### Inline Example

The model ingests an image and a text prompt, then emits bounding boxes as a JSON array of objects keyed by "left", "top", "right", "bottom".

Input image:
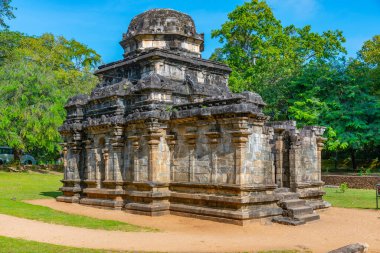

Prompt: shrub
[{"left": 339, "top": 182, "right": 349, "bottom": 193}]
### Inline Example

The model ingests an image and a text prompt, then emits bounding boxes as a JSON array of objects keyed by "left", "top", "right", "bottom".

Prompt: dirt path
[{"left": 0, "top": 199, "right": 378, "bottom": 253}]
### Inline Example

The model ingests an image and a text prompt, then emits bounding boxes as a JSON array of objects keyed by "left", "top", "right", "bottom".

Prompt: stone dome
[{"left": 123, "top": 9, "right": 202, "bottom": 40}]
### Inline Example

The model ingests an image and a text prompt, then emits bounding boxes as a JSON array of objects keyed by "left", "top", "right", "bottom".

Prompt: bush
[{"left": 339, "top": 182, "right": 349, "bottom": 193}]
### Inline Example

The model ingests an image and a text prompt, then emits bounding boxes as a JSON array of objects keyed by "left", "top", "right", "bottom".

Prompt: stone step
[
  {"left": 272, "top": 216, "right": 306, "bottom": 226},
  {"left": 274, "top": 187, "right": 290, "bottom": 194},
  {"left": 295, "top": 212, "right": 320, "bottom": 222},
  {"left": 284, "top": 206, "right": 314, "bottom": 217},
  {"left": 277, "top": 192, "right": 300, "bottom": 201},
  {"left": 279, "top": 199, "right": 306, "bottom": 209}
]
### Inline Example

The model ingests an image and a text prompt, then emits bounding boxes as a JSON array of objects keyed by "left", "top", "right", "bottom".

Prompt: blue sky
[{"left": 8, "top": 0, "right": 380, "bottom": 64}]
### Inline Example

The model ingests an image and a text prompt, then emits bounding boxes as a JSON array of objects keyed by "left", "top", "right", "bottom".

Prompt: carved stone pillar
[
  {"left": 274, "top": 129, "right": 285, "bottom": 187},
  {"left": 102, "top": 147, "right": 109, "bottom": 183},
  {"left": 316, "top": 137, "right": 327, "bottom": 182},
  {"left": 111, "top": 126, "right": 124, "bottom": 186},
  {"left": 184, "top": 132, "right": 197, "bottom": 182},
  {"left": 84, "top": 139, "right": 94, "bottom": 181},
  {"left": 95, "top": 148, "right": 101, "bottom": 189},
  {"left": 128, "top": 136, "right": 140, "bottom": 182},
  {"left": 289, "top": 134, "right": 301, "bottom": 191},
  {"left": 61, "top": 143, "right": 68, "bottom": 181},
  {"left": 205, "top": 132, "right": 221, "bottom": 183},
  {"left": 166, "top": 135, "right": 176, "bottom": 181},
  {"left": 144, "top": 119, "right": 162, "bottom": 182},
  {"left": 230, "top": 118, "right": 250, "bottom": 185}
]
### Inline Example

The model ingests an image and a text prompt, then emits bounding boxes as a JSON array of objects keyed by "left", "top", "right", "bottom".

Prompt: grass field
[
  {"left": 0, "top": 171, "right": 154, "bottom": 232},
  {"left": 0, "top": 235, "right": 306, "bottom": 253},
  {"left": 0, "top": 236, "right": 128, "bottom": 253},
  {"left": 323, "top": 187, "right": 377, "bottom": 209}
]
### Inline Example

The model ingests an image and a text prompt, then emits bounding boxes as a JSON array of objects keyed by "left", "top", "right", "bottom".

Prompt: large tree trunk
[
  {"left": 13, "top": 149, "right": 22, "bottom": 165},
  {"left": 351, "top": 149, "right": 357, "bottom": 171}
]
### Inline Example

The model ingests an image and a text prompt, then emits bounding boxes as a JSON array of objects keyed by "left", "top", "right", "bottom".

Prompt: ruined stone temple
[{"left": 58, "top": 9, "right": 329, "bottom": 225}]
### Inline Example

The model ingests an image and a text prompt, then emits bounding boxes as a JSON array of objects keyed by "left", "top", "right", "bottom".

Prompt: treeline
[
  {"left": 211, "top": 0, "right": 380, "bottom": 171},
  {"left": 0, "top": 31, "right": 101, "bottom": 162}
]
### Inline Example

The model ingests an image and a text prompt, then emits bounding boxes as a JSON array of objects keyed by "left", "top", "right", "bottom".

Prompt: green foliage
[
  {"left": 211, "top": 0, "right": 346, "bottom": 118},
  {"left": 359, "top": 35, "right": 380, "bottom": 90},
  {"left": 0, "top": 171, "right": 154, "bottom": 232},
  {"left": 288, "top": 59, "right": 380, "bottom": 157},
  {"left": 0, "top": 31, "right": 101, "bottom": 162},
  {"left": 338, "top": 182, "right": 348, "bottom": 193},
  {"left": 0, "top": 0, "right": 15, "bottom": 29},
  {"left": 211, "top": 1, "right": 379, "bottom": 170}
]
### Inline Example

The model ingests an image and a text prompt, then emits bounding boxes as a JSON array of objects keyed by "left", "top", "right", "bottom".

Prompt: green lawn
[
  {"left": 0, "top": 235, "right": 306, "bottom": 253},
  {"left": 0, "top": 171, "right": 155, "bottom": 232},
  {"left": 323, "top": 187, "right": 378, "bottom": 209},
  {"left": 0, "top": 236, "right": 130, "bottom": 253}
]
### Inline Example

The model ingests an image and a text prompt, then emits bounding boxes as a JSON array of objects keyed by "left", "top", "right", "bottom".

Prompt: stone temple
[{"left": 58, "top": 9, "right": 329, "bottom": 225}]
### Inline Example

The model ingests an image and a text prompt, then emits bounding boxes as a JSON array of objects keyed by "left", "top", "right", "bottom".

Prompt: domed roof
[{"left": 124, "top": 9, "right": 202, "bottom": 40}]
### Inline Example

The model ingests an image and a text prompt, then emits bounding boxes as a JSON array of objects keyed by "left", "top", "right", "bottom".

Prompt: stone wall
[
  {"left": 0, "top": 165, "right": 63, "bottom": 172},
  {"left": 322, "top": 174, "right": 380, "bottom": 189}
]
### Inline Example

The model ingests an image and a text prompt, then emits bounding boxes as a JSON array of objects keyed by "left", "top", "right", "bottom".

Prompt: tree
[
  {"left": 211, "top": 0, "right": 346, "bottom": 119},
  {"left": 288, "top": 59, "right": 379, "bottom": 170},
  {"left": 358, "top": 35, "right": 380, "bottom": 96},
  {"left": 0, "top": 0, "right": 15, "bottom": 29},
  {"left": 0, "top": 32, "right": 101, "bottom": 163}
]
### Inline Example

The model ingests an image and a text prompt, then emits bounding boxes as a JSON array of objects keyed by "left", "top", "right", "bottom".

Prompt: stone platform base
[
  {"left": 56, "top": 195, "right": 79, "bottom": 203},
  {"left": 57, "top": 182, "right": 292, "bottom": 225}
]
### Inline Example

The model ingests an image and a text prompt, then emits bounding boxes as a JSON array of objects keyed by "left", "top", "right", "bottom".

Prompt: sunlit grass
[
  {"left": 323, "top": 187, "right": 377, "bottom": 209},
  {"left": 0, "top": 171, "right": 155, "bottom": 232}
]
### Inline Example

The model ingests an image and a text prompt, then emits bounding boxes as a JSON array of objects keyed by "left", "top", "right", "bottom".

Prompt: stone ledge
[
  {"left": 170, "top": 191, "right": 278, "bottom": 204},
  {"left": 125, "top": 202, "right": 170, "bottom": 212},
  {"left": 83, "top": 188, "right": 125, "bottom": 195},
  {"left": 79, "top": 198, "right": 124, "bottom": 209},
  {"left": 295, "top": 181, "right": 325, "bottom": 188},
  {"left": 127, "top": 190, "right": 171, "bottom": 198},
  {"left": 56, "top": 196, "right": 79, "bottom": 203},
  {"left": 170, "top": 182, "right": 278, "bottom": 191},
  {"left": 170, "top": 203, "right": 282, "bottom": 220},
  {"left": 170, "top": 211, "right": 246, "bottom": 225},
  {"left": 298, "top": 190, "right": 325, "bottom": 198},
  {"left": 59, "top": 187, "right": 82, "bottom": 193}
]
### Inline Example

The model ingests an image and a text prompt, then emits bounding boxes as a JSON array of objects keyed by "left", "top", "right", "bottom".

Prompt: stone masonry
[{"left": 57, "top": 9, "right": 329, "bottom": 225}]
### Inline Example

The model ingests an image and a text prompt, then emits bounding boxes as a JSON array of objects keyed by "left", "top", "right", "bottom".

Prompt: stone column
[
  {"left": 102, "top": 147, "right": 109, "bottom": 183},
  {"left": 95, "top": 148, "right": 101, "bottom": 189},
  {"left": 127, "top": 136, "right": 140, "bottom": 182},
  {"left": 230, "top": 118, "right": 250, "bottom": 185},
  {"left": 61, "top": 143, "right": 68, "bottom": 181},
  {"left": 185, "top": 132, "right": 197, "bottom": 182},
  {"left": 84, "top": 139, "right": 94, "bottom": 181},
  {"left": 274, "top": 129, "right": 285, "bottom": 187},
  {"left": 166, "top": 135, "right": 176, "bottom": 181},
  {"left": 316, "top": 137, "right": 327, "bottom": 182},
  {"left": 71, "top": 131, "right": 83, "bottom": 185},
  {"left": 289, "top": 134, "right": 301, "bottom": 191},
  {"left": 111, "top": 126, "right": 124, "bottom": 185},
  {"left": 144, "top": 119, "right": 162, "bottom": 182},
  {"left": 205, "top": 132, "right": 221, "bottom": 183}
]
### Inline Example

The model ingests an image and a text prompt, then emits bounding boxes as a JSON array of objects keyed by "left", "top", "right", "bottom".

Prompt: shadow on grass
[{"left": 40, "top": 191, "right": 62, "bottom": 198}]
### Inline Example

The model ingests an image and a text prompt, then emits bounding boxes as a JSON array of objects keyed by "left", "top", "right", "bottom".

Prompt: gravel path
[{"left": 0, "top": 199, "right": 378, "bottom": 253}]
